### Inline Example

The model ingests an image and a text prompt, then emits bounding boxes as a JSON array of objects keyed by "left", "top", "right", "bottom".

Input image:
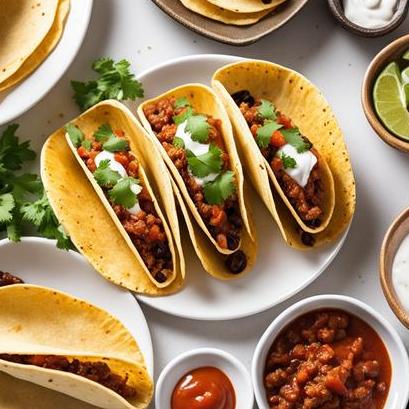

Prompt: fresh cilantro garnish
[
  {"left": 281, "top": 128, "right": 312, "bottom": 153},
  {"left": 175, "top": 97, "right": 190, "bottom": 109},
  {"left": 71, "top": 58, "right": 144, "bottom": 111},
  {"left": 257, "top": 99, "right": 277, "bottom": 120},
  {"left": 204, "top": 171, "right": 236, "bottom": 205},
  {"left": 93, "top": 160, "right": 122, "bottom": 187},
  {"left": 0, "top": 125, "right": 73, "bottom": 249},
  {"left": 187, "top": 145, "right": 222, "bottom": 178},
  {"left": 186, "top": 115, "right": 209, "bottom": 143},
  {"left": 81, "top": 140, "right": 92, "bottom": 150},
  {"left": 173, "top": 137, "right": 185, "bottom": 148},
  {"left": 65, "top": 123, "right": 84, "bottom": 147},
  {"left": 94, "top": 123, "right": 113, "bottom": 142},
  {"left": 280, "top": 152, "right": 297, "bottom": 169},
  {"left": 256, "top": 121, "right": 282, "bottom": 148},
  {"left": 94, "top": 123, "right": 129, "bottom": 152},
  {"left": 173, "top": 107, "right": 194, "bottom": 125},
  {"left": 109, "top": 177, "right": 139, "bottom": 208}
]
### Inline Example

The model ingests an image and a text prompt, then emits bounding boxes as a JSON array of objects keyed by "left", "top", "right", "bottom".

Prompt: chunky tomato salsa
[
  {"left": 264, "top": 310, "right": 391, "bottom": 409},
  {"left": 0, "top": 271, "right": 24, "bottom": 287},
  {"left": 0, "top": 354, "right": 136, "bottom": 399},
  {"left": 143, "top": 97, "right": 247, "bottom": 274},
  {"left": 66, "top": 123, "right": 173, "bottom": 284}
]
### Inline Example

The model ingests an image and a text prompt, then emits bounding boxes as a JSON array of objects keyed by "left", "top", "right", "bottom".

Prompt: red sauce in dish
[{"left": 171, "top": 367, "right": 236, "bottom": 409}]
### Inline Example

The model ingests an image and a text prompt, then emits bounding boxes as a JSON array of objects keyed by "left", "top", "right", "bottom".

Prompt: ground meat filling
[
  {"left": 77, "top": 132, "right": 173, "bottom": 283},
  {"left": 0, "top": 354, "right": 137, "bottom": 399},
  {"left": 143, "top": 97, "right": 244, "bottom": 255},
  {"left": 0, "top": 271, "right": 24, "bottom": 287},
  {"left": 264, "top": 310, "right": 391, "bottom": 409},
  {"left": 233, "top": 91, "right": 324, "bottom": 227}
]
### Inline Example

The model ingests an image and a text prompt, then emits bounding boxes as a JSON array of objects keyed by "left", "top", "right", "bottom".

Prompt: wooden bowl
[
  {"left": 362, "top": 33, "right": 409, "bottom": 153},
  {"left": 151, "top": 0, "right": 309, "bottom": 46},
  {"left": 380, "top": 206, "right": 409, "bottom": 329},
  {"left": 327, "top": 0, "right": 409, "bottom": 37}
]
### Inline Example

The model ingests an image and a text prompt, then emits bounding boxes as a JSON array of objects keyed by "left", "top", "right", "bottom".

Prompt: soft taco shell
[
  {"left": 179, "top": 0, "right": 272, "bottom": 25},
  {"left": 212, "top": 60, "right": 356, "bottom": 249},
  {"left": 0, "top": 0, "right": 59, "bottom": 85},
  {"left": 138, "top": 83, "right": 256, "bottom": 257},
  {"left": 206, "top": 0, "right": 287, "bottom": 13},
  {"left": 0, "top": 0, "right": 70, "bottom": 92},
  {"left": 0, "top": 285, "right": 152, "bottom": 409},
  {"left": 41, "top": 100, "right": 184, "bottom": 295}
]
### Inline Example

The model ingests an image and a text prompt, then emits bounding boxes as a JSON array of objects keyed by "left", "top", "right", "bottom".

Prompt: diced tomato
[
  {"left": 278, "top": 114, "right": 293, "bottom": 129},
  {"left": 216, "top": 234, "right": 228, "bottom": 249},
  {"left": 114, "top": 152, "right": 129, "bottom": 167},
  {"left": 127, "top": 161, "right": 139, "bottom": 177},
  {"left": 77, "top": 146, "right": 89, "bottom": 158},
  {"left": 271, "top": 157, "right": 283, "bottom": 172},
  {"left": 92, "top": 141, "right": 102, "bottom": 151},
  {"left": 86, "top": 158, "right": 96, "bottom": 172},
  {"left": 114, "top": 129, "right": 125, "bottom": 137},
  {"left": 270, "top": 130, "right": 286, "bottom": 148}
]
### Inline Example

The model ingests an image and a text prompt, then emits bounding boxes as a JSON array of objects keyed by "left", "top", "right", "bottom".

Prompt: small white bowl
[
  {"left": 252, "top": 295, "right": 409, "bottom": 409},
  {"left": 156, "top": 347, "right": 254, "bottom": 409}
]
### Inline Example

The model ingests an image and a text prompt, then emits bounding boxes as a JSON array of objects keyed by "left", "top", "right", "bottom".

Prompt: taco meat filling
[
  {"left": 69, "top": 124, "right": 173, "bottom": 284},
  {"left": 143, "top": 96, "right": 247, "bottom": 274},
  {"left": 0, "top": 271, "right": 24, "bottom": 287},
  {"left": 232, "top": 91, "right": 325, "bottom": 246},
  {"left": 0, "top": 354, "right": 137, "bottom": 399}
]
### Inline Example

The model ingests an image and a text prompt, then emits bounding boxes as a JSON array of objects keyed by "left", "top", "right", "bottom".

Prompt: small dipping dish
[
  {"left": 327, "top": 0, "right": 409, "bottom": 37},
  {"left": 156, "top": 347, "right": 254, "bottom": 409}
]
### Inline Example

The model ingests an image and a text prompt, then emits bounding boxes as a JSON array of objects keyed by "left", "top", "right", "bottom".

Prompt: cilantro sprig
[
  {"left": 204, "top": 171, "right": 236, "bottom": 205},
  {"left": 71, "top": 58, "right": 144, "bottom": 112},
  {"left": 256, "top": 121, "right": 282, "bottom": 148},
  {"left": 280, "top": 152, "right": 297, "bottom": 169},
  {"left": 94, "top": 123, "right": 129, "bottom": 152},
  {"left": 281, "top": 128, "right": 312, "bottom": 153},
  {"left": 186, "top": 115, "right": 209, "bottom": 143},
  {"left": 257, "top": 99, "right": 277, "bottom": 120},
  {"left": 187, "top": 145, "right": 222, "bottom": 178},
  {"left": 94, "top": 160, "right": 122, "bottom": 187},
  {"left": 109, "top": 177, "right": 140, "bottom": 208}
]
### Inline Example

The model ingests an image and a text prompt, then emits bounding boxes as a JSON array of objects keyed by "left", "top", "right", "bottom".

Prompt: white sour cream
[
  {"left": 276, "top": 144, "right": 317, "bottom": 188},
  {"left": 392, "top": 234, "right": 409, "bottom": 313},
  {"left": 176, "top": 121, "right": 209, "bottom": 156},
  {"left": 94, "top": 150, "right": 127, "bottom": 178},
  {"left": 192, "top": 172, "right": 219, "bottom": 187},
  {"left": 128, "top": 183, "right": 143, "bottom": 215},
  {"left": 344, "top": 0, "right": 397, "bottom": 29}
]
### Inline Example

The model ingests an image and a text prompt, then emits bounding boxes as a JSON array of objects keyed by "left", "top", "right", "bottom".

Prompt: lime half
[{"left": 373, "top": 65, "right": 409, "bottom": 140}]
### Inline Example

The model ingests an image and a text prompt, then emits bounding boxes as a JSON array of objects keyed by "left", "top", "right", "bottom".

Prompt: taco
[
  {"left": 41, "top": 100, "right": 185, "bottom": 295},
  {"left": 212, "top": 60, "right": 355, "bottom": 249},
  {"left": 138, "top": 84, "right": 257, "bottom": 277},
  {"left": 0, "top": 284, "right": 153, "bottom": 409},
  {"left": 205, "top": 0, "right": 287, "bottom": 13}
]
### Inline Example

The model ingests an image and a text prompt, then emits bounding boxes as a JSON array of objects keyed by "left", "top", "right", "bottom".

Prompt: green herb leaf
[
  {"left": 94, "top": 123, "right": 114, "bottom": 142},
  {"left": 204, "top": 171, "right": 236, "bottom": 205},
  {"left": 256, "top": 121, "right": 283, "bottom": 148},
  {"left": 0, "top": 193, "right": 15, "bottom": 223},
  {"left": 103, "top": 136, "right": 129, "bottom": 152},
  {"left": 280, "top": 152, "right": 297, "bottom": 169},
  {"left": 281, "top": 128, "right": 312, "bottom": 153},
  {"left": 66, "top": 123, "right": 84, "bottom": 147},
  {"left": 93, "top": 159, "right": 122, "bottom": 187},
  {"left": 187, "top": 144, "right": 222, "bottom": 178},
  {"left": 109, "top": 177, "right": 139, "bottom": 208},
  {"left": 173, "top": 137, "right": 185, "bottom": 149},
  {"left": 71, "top": 58, "right": 144, "bottom": 112},
  {"left": 257, "top": 99, "right": 277, "bottom": 120},
  {"left": 175, "top": 97, "right": 190, "bottom": 109},
  {"left": 186, "top": 115, "right": 209, "bottom": 143},
  {"left": 81, "top": 140, "right": 92, "bottom": 150},
  {"left": 173, "top": 107, "right": 194, "bottom": 125}
]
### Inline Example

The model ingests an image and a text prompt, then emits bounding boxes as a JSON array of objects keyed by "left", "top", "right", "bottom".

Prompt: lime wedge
[
  {"left": 403, "top": 48, "right": 409, "bottom": 61},
  {"left": 384, "top": 61, "right": 401, "bottom": 76},
  {"left": 373, "top": 68, "right": 409, "bottom": 140},
  {"left": 402, "top": 66, "right": 409, "bottom": 84},
  {"left": 404, "top": 83, "right": 409, "bottom": 106}
]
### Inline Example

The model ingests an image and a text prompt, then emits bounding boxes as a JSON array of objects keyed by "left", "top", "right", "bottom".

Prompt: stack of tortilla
[
  {"left": 0, "top": 0, "right": 70, "bottom": 92},
  {"left": 179, "top": 0, "right": 288, "bottom": 25}
]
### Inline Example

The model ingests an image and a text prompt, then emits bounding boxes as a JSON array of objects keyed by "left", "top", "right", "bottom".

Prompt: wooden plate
[{"left": 151, "top": 0, "right": 309, "bottom": 46}]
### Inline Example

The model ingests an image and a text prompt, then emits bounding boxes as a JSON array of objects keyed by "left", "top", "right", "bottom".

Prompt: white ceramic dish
[
  {"left": 155, "top": 347, "right": 253, "bottom": 409},
  {"left": 0, "top": 0, "right": 93, "bottom": 126},
  {"left": 252, "top": 295, "right": 409, "bottom": 409},
  {"left": 132, "top": 54, "right": 350, "bottom": 321},
  {"left": 0, "top": 237, "right": 153, "bottom": 377}
]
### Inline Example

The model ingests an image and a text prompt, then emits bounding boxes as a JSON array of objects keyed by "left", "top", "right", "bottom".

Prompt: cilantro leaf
[
  {"left": 71, "top": 58, "right": 144, "bottom": 112},
  {"left": 257, "top": 99, "right": 277, "bottom": 120},
  {"left": 173, "top": 107, "right": 194, "bottom": 125},
  {"left": 103, "top": 136, "right": 129, "bottom": 152},
  {"left": 94, "top": 123, "right": 113, "bottom": 142},
  {"left": 175, "top": 97, "right": 190, "bottom": 109},
  {"left": 281, "top": 128, "right": 312, "bottom": 153},
  {"left": 109, "top": 177, "right": 139, "bottom": 208},
  {"left": 280, "top": 152, "right": 297, "bottom": 169},
  {"left": 256, "top": 121, "right": 282, "bottom": 148},
  {"left": 186, "top": 115, "right": 209, "bottom": 143},
  {"left": 0, "top": 193, "right": 15, "bottom": 223},
  {"left": 81, "top": 139, "right": 92, "bottom": 150},
  {"left": 93, "top": 160, "right": 122, "bottom": 187},
  {"left": 173, "top": 137, "right": 185, "bottom": 148},
  {"left": 10, "top": 173, "right": 43, "bottom": 201},
  {"left": 204, "top": 171, "right": 236, "bottom": 205},
  {"left": 66, "top": 123, "right": 84, "bottom": 147},
  {"left": 187, "top": 144, "right": 222, "bottom": 178}
]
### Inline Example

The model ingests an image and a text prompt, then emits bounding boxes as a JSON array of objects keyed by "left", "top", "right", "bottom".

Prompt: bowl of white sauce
[
  {"left": 380, "top": 206, "right": 409, "bottom": 329},
  {"left": 327, "top": 0, "right": 409, "bottom": 37}
]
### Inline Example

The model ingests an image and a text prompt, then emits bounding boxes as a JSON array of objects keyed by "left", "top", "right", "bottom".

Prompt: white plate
[
  {"left": 0, "top": 237, "right": 153, "bottom": 377},
  {"left": 134, "top": 54, "right": 349, "bottom": 321},
  {"left": 0, "top": 0, "right": 93, "bottom": 126}
]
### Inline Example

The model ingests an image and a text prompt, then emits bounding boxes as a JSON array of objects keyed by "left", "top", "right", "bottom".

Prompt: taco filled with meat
[
  {"left": 41, "top": 100, "right": 185, "bottom": 294},
  {"left": 212, "top": 60, "right": 355, "bottom": 249},
  {"left": 138, "top": 84, "right": 256, "bottom": 278},
  {"left": 0, "top": 284, "right": 153, "bottom": 409}
]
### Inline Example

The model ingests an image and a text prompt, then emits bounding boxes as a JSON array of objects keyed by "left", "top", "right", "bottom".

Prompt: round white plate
[
  {"left": 134, "top": 54, "right": 349, "bottom": 321},
  {"left": 0, "top": 0, "right": 93, "bottom": 126},
  {"left": 0, "top": 237, "right": 153, "bottom": 377}
]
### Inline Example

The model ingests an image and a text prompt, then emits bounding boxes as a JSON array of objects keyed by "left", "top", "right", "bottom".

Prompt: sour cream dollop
[
  {"left": 128, "top": 183, "right": 143, "bottom": 215},
  {"left": 94, "top": 150, "right": 127, "bottom": 178},
  {"left": 344, "top": 0, "right": 397, "bottom": 29},
  {"left": 175, "top": 121, "right": 208, "bottom": 156},
  {"left": 392, "top": 234, "right": 409, "bottom": 313},
  {"left": 276, "top": 144, "right": 317, "bottom": 188}
]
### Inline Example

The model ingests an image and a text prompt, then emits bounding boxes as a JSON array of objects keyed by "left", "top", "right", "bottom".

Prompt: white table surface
[{"left": 9, "top": 1, "right": 409, "bottom": 407}]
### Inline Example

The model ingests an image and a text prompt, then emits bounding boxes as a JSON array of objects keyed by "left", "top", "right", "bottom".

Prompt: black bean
[
  {"left": 231, "top": 90, "right": 255, "bottom": 107},
  {"left": 301, "top": 232, "right": 315, "bottom": 247},
  {"left": 306, "top": 218, "right": 321, "bottom": 228},
  {"left": 154, "top": 272, "right": 167, "bottom": 283},
  {"left": 227, "top": 233, "right": 240, "bottom": 250},
  {"left": 154, "top": 243, "right": 171, "bottom": 260},
  {"left": 225, "top": 250, "right": 247, "bottom": 274}
]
